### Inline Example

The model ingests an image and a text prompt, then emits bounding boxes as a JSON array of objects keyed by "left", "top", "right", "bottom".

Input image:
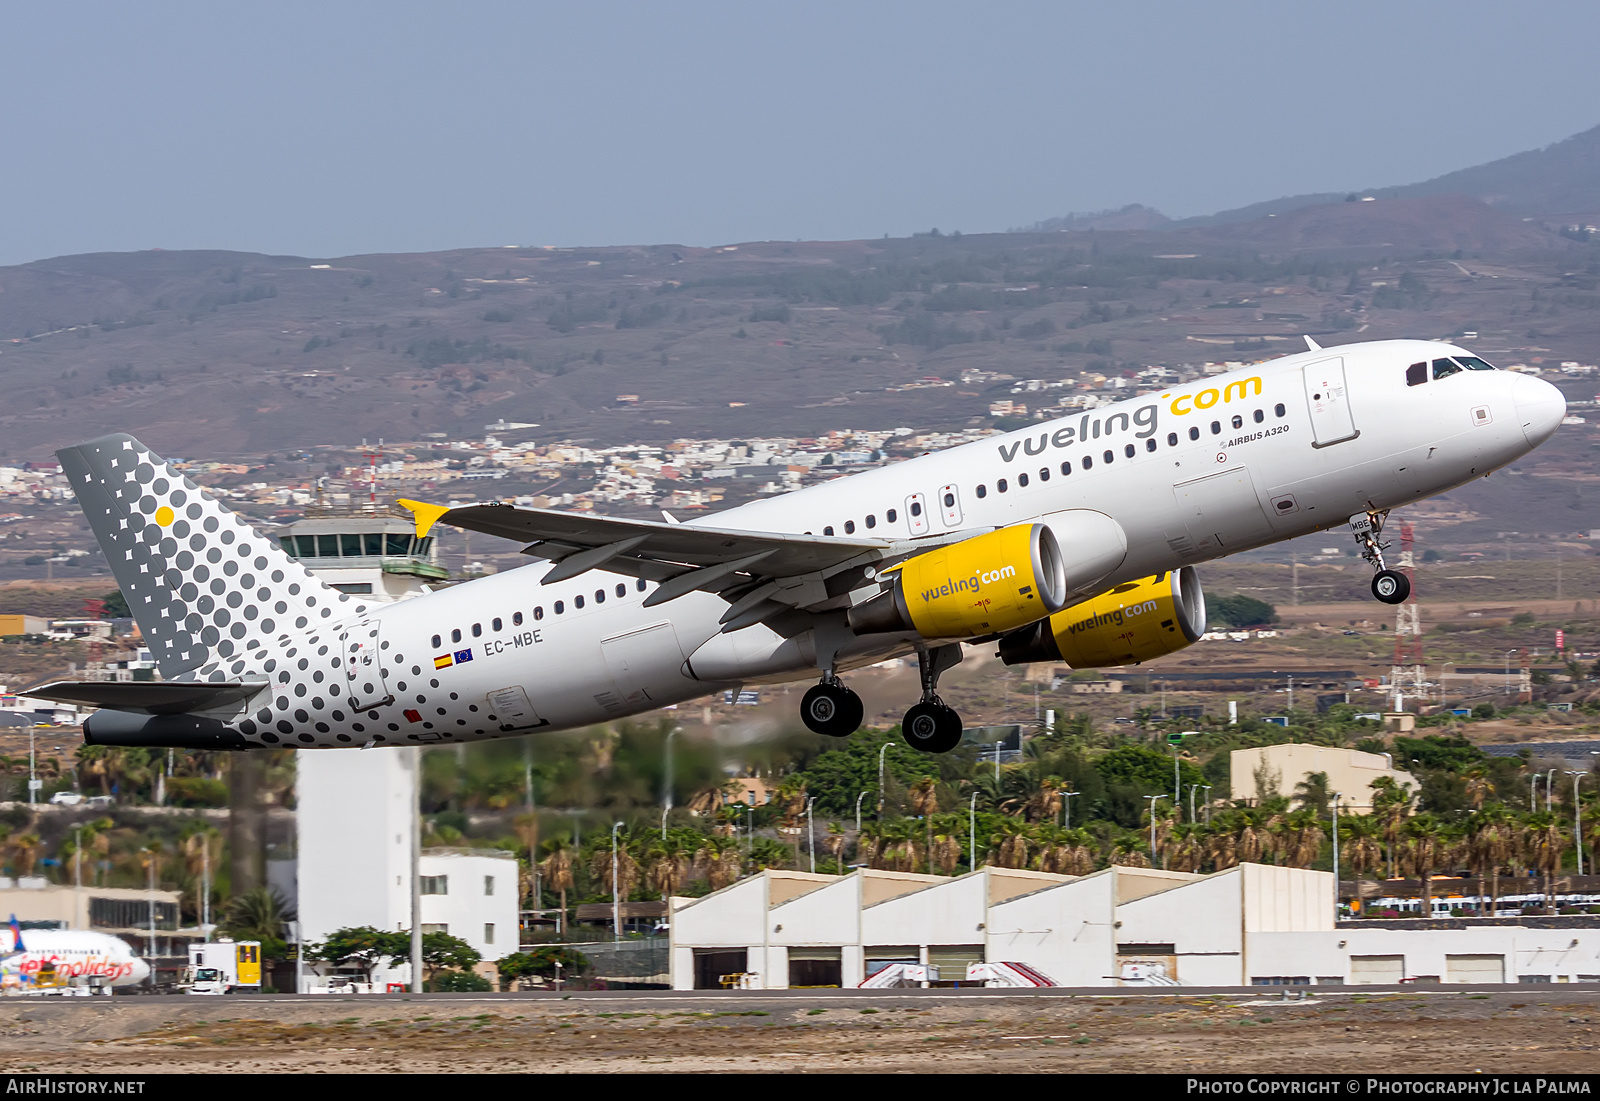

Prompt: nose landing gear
[
  {"left": 1350, "top": 509, "right": 1411, "bottom": 605},
  {"left": 800, "top": 677, "right": 862, "bottom": 738},
  {"left": 900, "top": 644, "right": 964, "bottom": 754}
]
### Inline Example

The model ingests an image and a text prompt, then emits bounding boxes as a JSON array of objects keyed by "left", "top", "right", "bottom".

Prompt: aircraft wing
[
  {"left": 24, "top": 680, "right": 268, "bottom": 715},
  {"left": 399, "top": 500, "right": 981, "bottom": 631}
]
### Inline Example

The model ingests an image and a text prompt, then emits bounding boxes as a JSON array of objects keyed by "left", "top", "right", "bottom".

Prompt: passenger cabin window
[
  {"left": 1082, "top": 455, "right": 1093, "bottom": 469},
  {"left": 997, "top": 478, "right": 1008, "bottom": 493},
  {"left": 616, "top": 583, "right": 626, "bottom": 597},
  {"left": 1188, "top": 426, "right": 1200, "bottom": 441},
  {"left": 843, "top": 520, "right": 855, "bottom": 534},
  {"left": 1406, "top": 361, "right": 1428, "bottom": 386},
  {"left": 637, "top": 579, "right": 647, "bottom": 591},
  {"left": 594, "top": 589, "right": 604, "bottom": 603},
  {"left": 1125, "top": 443, "right": 1136, "bottom": 458},
  {"left": 471, "top": 623, "right": 482, "bottom": 637},
  {"left": 1274, "top": 403, "right": 1287, "bottom": 417},
  {"left": 1018, "top": 473, "right": 1029, "bottom": 487},
  {"left": 1210, "top": 421, "right": 1221, "bottom": 435},
  {"left": 554, "top": 601, "right": 563, "bottom": 615},
  {"left": 431, "top": 634, "right": 441, "bottom": 649},
  {"left": 574, "top": 595, "right": 585, "bottom": 609},
  {"left": 886, "top": 508, "right": 897, "bottom": 523},
  {"left": 513, "top": 612, "right": 523, "bottom": 626},
  {"left": 1144, "top": 438, "right": 1157, "bottom": 452},
  {"left": 865, "top": 515, "right": 876, "bottom": 529},
  {"left": 823, "top": 526, "right": 834, "bottom": 536},
  {"left": 1039, "top": 466, "right": 1050, "bottom": 481},
  {"left": 1432, "top": 357, "right": 1462, "bottom": 380},
  {"left": 492, "top": 618, "right": 502, "bottom": 632},
  {"left": 1167, "top": 432, "right": 1178, "bottom": 446},
  {"left": 534, "top": 606, "right": 544, "bottom": 620},
  {"left": 451, "top": 629, "right": 462, "bottom": 644},
  {"left": 1231, "top": 415, "right": 1243, "bottom": 429},
  {"left": 1060, "top": 461, "right": 1072, "bottom": 475},
  {"left": 975, "top": 485, "right": 987, "bottom": 498},
  {"left": 1253, "top": 409, "right": 1264, "bottom": 423},
  {"left": 909, "top": 501, "right": 922, "bottom": 517},
  {"left": 1103, "top": 449, "right": 1114, "bottom": 464}
]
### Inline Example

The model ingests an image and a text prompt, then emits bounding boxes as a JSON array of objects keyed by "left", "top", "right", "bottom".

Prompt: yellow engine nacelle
[
  {"left": 996, "top": 567, "right": 1207, "bottom": 667},
  {"left": 848, "top": 523, "right": 1067, "bottom": 640}
]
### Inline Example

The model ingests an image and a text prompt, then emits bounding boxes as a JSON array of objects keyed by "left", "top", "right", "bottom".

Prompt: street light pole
[
  {"left": 806, "top": 797, "right": 816, "bottom": 874},
  {"left": 1547, "top": 769, "right": 1557, "bottom": 814},
  {"left": 1063, "top": 791, "right": 1079, "bottom": 831},
  {"left": 877, "top": 742, "right": 891, "bottom": 819},
  {"left": 854, "top": 790, "right": 868, "bottom": 835},
  {"left": 969, "top": 792, "right": 978, "bottom": 872},
  {"left": 1188, "top": 783, "right": 1200, "bottom": 825},
  {"left": 1568, "top": 772, "right": 1586, "bottom": 876},
  {"left": 1331, "top": 792, "right": 1342, "bottom": 923},
  {"left": 1143, "top": 795, "right": 1164, "bottom": 867},
  {"left": 611, "top": 822, "right": 622, "bottom": 944},
  {"left": 662, "top": 726, "right": 679, "bottom": 839}
]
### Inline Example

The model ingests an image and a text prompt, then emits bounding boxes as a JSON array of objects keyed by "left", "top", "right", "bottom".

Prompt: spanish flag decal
[{"left": 434, "top": 654, "right": 453, "bottom": 670}]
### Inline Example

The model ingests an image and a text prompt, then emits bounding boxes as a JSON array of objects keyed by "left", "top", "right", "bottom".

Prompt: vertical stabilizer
[{"left": 57, "top": 434, "right": 370, "bottom": 681}]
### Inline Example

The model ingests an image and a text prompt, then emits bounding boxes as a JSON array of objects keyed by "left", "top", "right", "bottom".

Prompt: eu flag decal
[{"left": 453, "top": 648, "right": 474, "bottom": 664}]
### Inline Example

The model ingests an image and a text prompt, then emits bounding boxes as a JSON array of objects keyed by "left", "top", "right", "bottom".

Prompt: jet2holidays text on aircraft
[{"left": 33, "top": 339, "right": 1566, "bottom": 756}]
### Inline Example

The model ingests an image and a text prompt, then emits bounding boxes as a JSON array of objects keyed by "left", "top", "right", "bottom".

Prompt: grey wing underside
[{"left": 426, "top": 503, "right": 980, "bottom": 632}]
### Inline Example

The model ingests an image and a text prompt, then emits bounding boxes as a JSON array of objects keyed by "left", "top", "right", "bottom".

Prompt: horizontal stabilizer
[{"left": 27, "top": 680, "right": 266, "bottom": 716}]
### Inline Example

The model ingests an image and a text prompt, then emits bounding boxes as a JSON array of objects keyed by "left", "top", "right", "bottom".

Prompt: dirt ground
[{"left": 0, "top": 987, "right": 1596, "bottom": 1073}]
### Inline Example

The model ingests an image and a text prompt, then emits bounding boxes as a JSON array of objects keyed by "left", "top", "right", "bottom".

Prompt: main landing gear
[
  {"left": 800, "top": 676, "right": 863, "bottom": 738},
  {"left": 899, "top": 645, "right": 963, "bottom": 755},
  {"left": 797, "top": 645, "right": 966, "bottom": 754},
  {"left": 1351, "top": 509, "right": 1411, "bottom": 605}
]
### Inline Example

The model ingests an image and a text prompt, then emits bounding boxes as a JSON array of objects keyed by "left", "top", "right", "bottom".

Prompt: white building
[
  {"left": 1231, "top": 743, "right": 1418, "bottom": 811},
  {"left": 419, "top": 849, "right": 520, "bottom": 962},
  {"left": 668, "top": 862, "right": 1600, "bottom": 988}
]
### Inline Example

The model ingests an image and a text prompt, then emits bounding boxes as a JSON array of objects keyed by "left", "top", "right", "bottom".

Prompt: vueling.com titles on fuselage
[
  {"left": 992, "top": 376, "right": 1266, "bottom": 464},
  {"left": 921, "top": 564, "right": 1017, "bottom": 604}
]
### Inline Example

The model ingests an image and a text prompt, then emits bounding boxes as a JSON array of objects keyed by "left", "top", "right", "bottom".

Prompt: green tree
[
  {"left": 220, "top": 887, "right": 296, "bottom": 960},
  {"left": 308, "top": 926, "right": 407, "bottom": 984},
  {"left": 497, "top": 946, "right": 590, "bottom": 990},
  {"left": 1208, "top": 594, "right": 1278, "bottom": 627}
]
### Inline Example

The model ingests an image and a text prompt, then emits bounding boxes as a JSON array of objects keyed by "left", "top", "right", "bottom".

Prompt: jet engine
[
  {"left": 996, "top": 568, "right": 1207, "bottom": 668},
  {"left": 848, "top": 523, "right": 1067, "bottom": 640}
]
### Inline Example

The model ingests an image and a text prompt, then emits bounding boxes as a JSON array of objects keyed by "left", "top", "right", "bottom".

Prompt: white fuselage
[
  {"left": 223, "top": 339, "right": 1564, "bottom": 748},
  {"left": 0, "top": 929, "right": 150, "bottom": 988}
]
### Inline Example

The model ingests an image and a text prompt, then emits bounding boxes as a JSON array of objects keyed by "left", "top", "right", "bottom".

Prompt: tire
[
  {"left": 800, "top": 683, "right": 862, "bottom": 737},
  {"left": 1372, "top": 569, "right": 1410, "bottom": 604},
  {"left": 900, "top": 701, "right": 963, "bottom": 754}
]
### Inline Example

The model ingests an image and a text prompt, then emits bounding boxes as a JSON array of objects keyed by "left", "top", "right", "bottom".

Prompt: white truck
[{"left": 181, "top": 940, "right": 262, "bottom": 995}]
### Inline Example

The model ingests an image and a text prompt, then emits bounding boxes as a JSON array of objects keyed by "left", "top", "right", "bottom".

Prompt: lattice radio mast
[{"left": 1389, "top": 520, "right": 1427, "bottom": 700}]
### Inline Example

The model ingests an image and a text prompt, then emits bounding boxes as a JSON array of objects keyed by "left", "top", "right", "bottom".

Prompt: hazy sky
[{"left": 3, "top": 1, "right": 1597, "bottom": 265}]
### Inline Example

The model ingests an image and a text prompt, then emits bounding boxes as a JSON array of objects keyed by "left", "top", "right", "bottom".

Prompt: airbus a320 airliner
[{"left": 35, "top": 339, "right": 1565, "bottom": 755}]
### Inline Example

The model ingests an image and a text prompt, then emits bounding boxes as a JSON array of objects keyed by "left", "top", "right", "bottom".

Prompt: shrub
[{"left": 427, "top": 969, "right": 491, "bottom": 992}]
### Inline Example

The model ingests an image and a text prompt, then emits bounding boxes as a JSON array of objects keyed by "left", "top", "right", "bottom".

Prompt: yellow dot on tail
[{"left": 155, "top": 506, "right": 174, "bottom": 526}]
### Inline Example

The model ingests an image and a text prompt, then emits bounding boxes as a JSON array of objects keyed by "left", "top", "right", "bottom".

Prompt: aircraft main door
[
  {"left": 342, "top": 621, "right": 393, "bottom": 710},
  {"left": 1170, "top": 468, "right": 1275, "bottom": 555},
  {"left": 600, "top": 622, "right": 687, "bottom": 712},
  {"left": 1302, "top": 357, "right": 1359, "bottom": 448}
]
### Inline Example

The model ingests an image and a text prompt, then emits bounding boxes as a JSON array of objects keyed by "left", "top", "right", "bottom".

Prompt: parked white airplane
[
  {"left": 0, "top": 918, "right": 150, "bottom": 989},
  {"left": 35, "top": 339, "right": 1564, "bottom": 754}
]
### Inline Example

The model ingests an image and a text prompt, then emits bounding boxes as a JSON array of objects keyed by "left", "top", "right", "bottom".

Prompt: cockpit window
[
  {"left": 1455, "top": 355, "right": 1496, "bottom": 371},
  {"left": 1432, "top": 358, "right": 1462, "bottom": 380},
  {"left": 1405, "top": 362, "right": 1427, "bottom": 387}
]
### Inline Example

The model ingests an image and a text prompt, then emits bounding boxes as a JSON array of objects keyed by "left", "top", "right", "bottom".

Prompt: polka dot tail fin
[{"left": 56, "top": 433, "right": 369, "bottom": 683}]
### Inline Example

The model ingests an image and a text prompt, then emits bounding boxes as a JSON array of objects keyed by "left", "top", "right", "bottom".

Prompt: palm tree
[
  {"left": 643, "top": 835, "right": 691, "bottom": 900},
  {"left": 1282, "top": 810, "right": 1326, "bottom": 870},
  {"left": 990, "top": 819, "right": 1030, "bottom": 869},
  {"left": 1468, "top": 805, "right": 1515, "bottom": 916},
  {"left": 928, "top": 815, "right": 964, "bottom": 875},
  {"left": 908, "top": 777, "right": 939, "bottom": 874},
  {"left": 588, "top": 836, "right": 641, "bottom": 902},
  {"left": 539, "top": 837, "right": 575, "bottom": 935},
  {"left": 1338, "top": 812, "right": 1383, "bottom": 886},
  {"left": 1110, "top": 835, "right": 1151, "bottom": 868},
  {"left": 1369, "top": 776, "right": 1412, "bottom": 879},
  {"left": 7, "top": 834, "right": 41, "bottom": 878},
  {"left": 697, "top": 837, "right": 743, "bottom": 891},
  {"left": 1292, "top": 771, "right": 1332, "bottom": 817},
  {"left": 1164, "top": 823, "right": 1203, "bottom": 873},
  {"left": 1462, "top": 766, "right": 1495, "bottom": 810},
  {"left": 1522, "top": 811, "right": 1567, "bottom": 914},
  {"left": 1400, "top": 815, "right": 1447, "bottom": 914},
  {"left": 512, "top": 814, "right": 539, "bottom": 905},
  {"left": 222, "top": 886, "right": 296, "bottom": 945}
]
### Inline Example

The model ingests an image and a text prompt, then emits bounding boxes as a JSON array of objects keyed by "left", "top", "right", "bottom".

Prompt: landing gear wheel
[
  {"left": 901, "top": 700, "right": 963, "bottom": 754},
  {"left": 1372, "top": 569, "right": 1410, "bottom": 604},
  {"left": 800, "top": 682, "right": 863, "bottom": 737}
]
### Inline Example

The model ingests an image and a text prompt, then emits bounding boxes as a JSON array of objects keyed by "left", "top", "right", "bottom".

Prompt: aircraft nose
[{"left": 1512, "top": 373, "right": 1567, "bottom": 446}]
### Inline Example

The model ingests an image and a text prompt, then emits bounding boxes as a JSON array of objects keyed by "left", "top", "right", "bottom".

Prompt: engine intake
[
  {"left": 849, "top": 523, "right": 1067, "bottom": 639},
  {"left": 997, "top": 567, "right": 1207, "bottom": 667}
]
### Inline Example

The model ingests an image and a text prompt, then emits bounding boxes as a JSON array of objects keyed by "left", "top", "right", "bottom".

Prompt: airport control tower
[{"left": 274, "top": 504, "right": 447, "bottom": 601}]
